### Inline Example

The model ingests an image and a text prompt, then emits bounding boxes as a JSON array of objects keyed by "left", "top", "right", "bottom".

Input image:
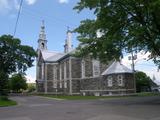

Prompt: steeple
[
  {"left": 64, "top": 27, "right": 73, "bottom": 53},
  {"left": 38, "top": 20, "right": 47, "bottom": 50}
]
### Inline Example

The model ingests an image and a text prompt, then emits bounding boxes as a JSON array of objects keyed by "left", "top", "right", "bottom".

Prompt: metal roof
[
  {"left": 41, "top": 50, "right": 65, "bottom": 62},
  {"left": 101, "top": 61, "right": 133, "bottom": 75}
]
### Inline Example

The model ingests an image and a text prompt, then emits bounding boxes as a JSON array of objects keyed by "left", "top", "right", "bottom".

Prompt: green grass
[
  {"left": 136, "top": 92, "right": 160, "bottom": 97},
  {"left": 38, "top": 94, "right": 133, "bottom": 100},
  {"left": 0, "top": 96, "right": 17, "bottom": 107},
  {"left": 38, "top": 92, "right": 160, "bottom": 100}
]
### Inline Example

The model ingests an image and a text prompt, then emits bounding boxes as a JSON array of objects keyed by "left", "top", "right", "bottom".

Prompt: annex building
[{"left": 36, "top": 22, "right": 135, "bottom": 96}]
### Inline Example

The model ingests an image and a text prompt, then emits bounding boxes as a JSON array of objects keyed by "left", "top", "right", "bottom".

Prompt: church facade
[{"left": 36, "top": 22, "right": 135, "bottom": 96}]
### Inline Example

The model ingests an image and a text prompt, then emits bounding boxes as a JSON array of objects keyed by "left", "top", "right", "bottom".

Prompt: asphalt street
[{"left": 0, "top": 95, "right": 160, "bottom": 120}]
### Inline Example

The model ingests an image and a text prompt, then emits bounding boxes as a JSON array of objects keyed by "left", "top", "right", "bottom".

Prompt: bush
[
  {"left": 10, "top": 74, "right": 28, "bottom": 93},
  {"left": 27, "top": 83, "right": 36, "bottom": 93},
  {"left": 0, "top": 96, "right": 9, "bottom": 101}
]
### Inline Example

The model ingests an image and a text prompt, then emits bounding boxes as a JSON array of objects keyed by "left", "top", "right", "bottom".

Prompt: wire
[{"left": 13, "top": 0, "right": 24, "bottom": 37}]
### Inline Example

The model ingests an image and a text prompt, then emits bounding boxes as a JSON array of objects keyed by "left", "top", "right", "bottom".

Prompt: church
[{"left": 36, "top": 22, "right": 135, "bottom": 96}]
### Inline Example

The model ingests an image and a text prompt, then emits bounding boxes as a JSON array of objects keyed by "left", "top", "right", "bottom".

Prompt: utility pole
[{"left": 128, "top": 50, "right": 137, "bottom": 93}]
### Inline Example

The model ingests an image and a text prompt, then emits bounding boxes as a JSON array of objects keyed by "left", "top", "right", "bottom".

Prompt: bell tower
[
  {"left": 64, "top": 27, "right": 73, "bottom": 53},
  {"left": 38, "top": 20, "right": 47, "bottom": 50}
]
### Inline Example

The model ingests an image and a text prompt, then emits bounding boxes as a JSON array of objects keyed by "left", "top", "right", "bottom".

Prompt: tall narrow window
[
  {"left": 81, "top": 59, "right": 85, "bottom": 78},
  {"left": 64, "top": 81, "right": 67, "bottom": 88},
  {"left": 59, "top": 64, "right": 62, "bottom": 88},
  {"left": 117, "top": 75, "right": 123, "bottom": 86},
  {"left": 64, "top": 62, "right": 66, "bottom": 79},
  {"left": 107, "top": 76, "right": 113, "bottom": 87},
  {"left": 92, "top": 59, "right": 100, "bottom": 77},
  {"left": 53, "top": 66, "right": 57, "bottom": 88},
  {"left": 64, "top": 62, "right": 67, "bottom": 88}
]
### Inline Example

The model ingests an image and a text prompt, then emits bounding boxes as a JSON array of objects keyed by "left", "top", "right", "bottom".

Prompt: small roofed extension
[
  {"left": 36, "top": 21, "right": 135, "bottom": 96},
  {"left": 101, "top": 61, "right": 135, "bottom": 95}
]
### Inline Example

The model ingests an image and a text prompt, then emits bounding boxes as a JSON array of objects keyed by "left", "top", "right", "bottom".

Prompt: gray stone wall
[
  {"left": 61, "top": 62, "right": 64, "bottom": 79},
  {"left": 72, "top": 79, "right": 81, "bottom": 93},
  {"left": 84, "top": 56, "right": 93, "bottom": 77},
  {"left": 36, "top": 52, "right": 135, "bottom": 95},
  {"left": 81, "top": 78, "right": 101, "bottom": 90},
  {"left": 102, "top": 73, "right": 134, "bottom": 90},
  {"left": 71, "top": 58, "right": 81, "bottom": 78},
  {"left": 79, "top": 73, "right": 135, "bottom": 95},
  {"left": 57, "top": 64, "right": 60, "bottom": 80},
  {"left": 124, "top": 73, "right": 134, "bottom": 89},
  {"left": 47, "top": 64, "right": 53, "bottom": 80},
  {"left": 38, "top": 65, "right": 42, "bottom": 79},
  {"left": 66, "top": 60, "right": 69, "bottom": 79},
  {"left": 37, "top": 82, "right": 45, "bottom": 92},
  {"left": 47, "top": 81, "right": 53, "bottom": 92}
]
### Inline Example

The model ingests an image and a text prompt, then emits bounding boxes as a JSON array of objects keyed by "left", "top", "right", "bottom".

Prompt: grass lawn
[
  {"left": 38, "top": 92, "right": 160, "bottom": 100},
  {"left": 38, "top": 94, "right": 134, "bottom": 100},
  {"left": 136, "top": 92, "right": 160, "bottom": 97},
  {"left": 0, "top": 97, "right": 17, "bottom": 107}
]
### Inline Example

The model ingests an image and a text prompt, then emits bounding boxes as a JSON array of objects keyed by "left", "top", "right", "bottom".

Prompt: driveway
[{"left": 0, "top": 95, "right": 160, "bottom": 120}]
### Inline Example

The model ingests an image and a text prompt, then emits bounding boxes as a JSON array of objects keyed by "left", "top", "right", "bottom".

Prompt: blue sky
[{"left": 0, "top": 0, "right": 159, "bottom": 84}]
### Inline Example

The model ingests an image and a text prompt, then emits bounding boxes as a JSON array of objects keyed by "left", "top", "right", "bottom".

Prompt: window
[
  {"left": 60, "top": 82, "right": 62, "bottom": 88},
  {"left": 64, "top": 62, "right": 66, "bottom": 79},
  {"left": 107, "top": 76, "right": 113, "bottom": 87},
  {"left": 64, "top": 81, "right": 67, "bottom": 88},
  {"left": 81, "top": 59, "right": 85, "bottom": 78},
  {"left": 53, "top": 81, "right": 57, "bottom": 88},
  {"left": 92, "top": 59, "right": 100, "bottom": 77},
  {"left": 117, "top": 75, "right": 123, "bottom": 86},
  {"left": 41, "top": 43, "right": 44, "bottom": 48},
  {"left": 53, "top": 66, "right": 57, "bottom": 88},
  {"left": 59, "top": 64, "right": 62, "bottom": 88}
]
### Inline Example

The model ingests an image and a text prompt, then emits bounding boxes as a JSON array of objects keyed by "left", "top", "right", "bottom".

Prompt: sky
[{"left": 0, "top": 0, "right": 159, "bottom": 84}]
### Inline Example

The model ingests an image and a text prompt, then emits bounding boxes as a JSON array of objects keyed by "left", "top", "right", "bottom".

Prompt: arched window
[
  {"left": 81, "top": 59, "right": 85, "bottom": 78},
  {"left": 41, "top": 43, "right": 44, "bottom": 48},
  {"left": 53, "top": 66, "right": 57, "bottom": 88},
  {"left": 107, "top": 76, "right": 113, "bottom": 87},
  {"left": 117, "top": 75, "right": 123, "bottom": 86},
  {"left": 92, "top": 59, "right": 100, "bottom": 77}
]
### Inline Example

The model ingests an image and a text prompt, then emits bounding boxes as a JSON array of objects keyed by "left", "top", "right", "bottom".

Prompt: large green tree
[
  {"left": 10, "top": 74, "right": 28, "bottom": 93},
  {"left": 135, "top": 71, "right": 152, "bottom": 92},
  {"left": 74, "top": 0, "right": 160, "bottom": 67},
  {"left": 0, "top": 35, "right": 37, "bottom": 95}
]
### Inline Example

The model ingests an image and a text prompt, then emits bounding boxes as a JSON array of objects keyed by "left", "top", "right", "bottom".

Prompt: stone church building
[{"left": 36, "top": 22, "right": 135, "bottom": 96}]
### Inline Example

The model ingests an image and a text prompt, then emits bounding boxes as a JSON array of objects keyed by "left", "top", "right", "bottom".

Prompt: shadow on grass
[{"left": 0, "top": 96, "right": 17, "bottom": 107}]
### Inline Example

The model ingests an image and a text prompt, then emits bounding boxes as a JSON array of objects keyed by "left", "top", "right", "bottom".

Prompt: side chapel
[{"left": 36, "top": 22, "right": 135, "bottom": 96}]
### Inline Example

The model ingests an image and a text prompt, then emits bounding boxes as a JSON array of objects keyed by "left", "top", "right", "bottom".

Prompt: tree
[
  {"left": 27, "top": 83, "right": 36, "bottom": 93},
  {"left": 135, "top": 71, "right": 151, "bottom": 92},
  {"left": 0, "top": 35, "right": 37, "bottom": 95},
  {"left": 10, "top": 74, "right": 28, "bottom": 92},
  {"left": 74, "top": 0, "right": 160, "bottom": 66},
  {"left": 0, "top": 71, "right": 9, "bottom": 96}
]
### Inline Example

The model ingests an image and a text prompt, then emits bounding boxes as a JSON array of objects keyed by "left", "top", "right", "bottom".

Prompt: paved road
[{"left": 0, "top": 95, "right": 160, "bottom": 120}]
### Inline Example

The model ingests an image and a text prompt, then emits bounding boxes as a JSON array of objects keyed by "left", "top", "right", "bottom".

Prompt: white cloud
[
  {"left": 58, "top": 0, "right": 69, "bottom": 4},
  {"left": 25, "top": 0, "right": 37, "bottom": 5},
  {"left": 0, "top": 0, "right": 12, "bottom": 14},
  {"left": 0, "top": 0, "right": 37, "bottom": 14}
]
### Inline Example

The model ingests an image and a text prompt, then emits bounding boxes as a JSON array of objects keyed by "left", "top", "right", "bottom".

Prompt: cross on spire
[{"left": 38, "top": 20, "right": 47, "bottom": 50}]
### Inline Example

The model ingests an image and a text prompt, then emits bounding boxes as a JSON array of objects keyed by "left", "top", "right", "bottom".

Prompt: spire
[
  {"left": 64, "top": 27, "right": 73, "bottom": 53},
  {"left": 38, "top": 20, "right": 47, "bottom": 50},
  {"left": 39, "top": 20, "right": 46, "bottom": 40}
]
